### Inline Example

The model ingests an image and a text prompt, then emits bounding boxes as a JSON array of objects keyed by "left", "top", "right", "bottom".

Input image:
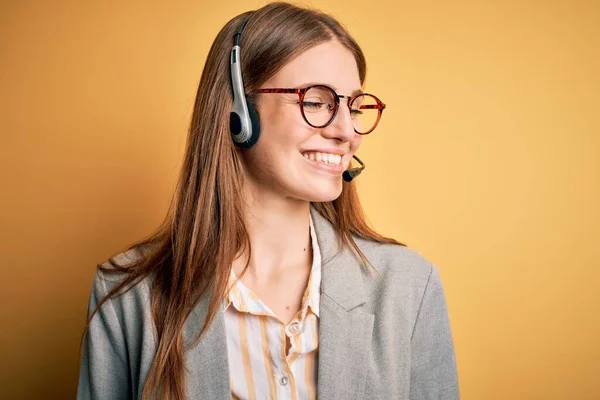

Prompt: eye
[
  {"left": 350, "top": 109, "right": 363, "bottom": 117},
  {"left": 302, "top": 101, "right": 326, "bottom": 110}
]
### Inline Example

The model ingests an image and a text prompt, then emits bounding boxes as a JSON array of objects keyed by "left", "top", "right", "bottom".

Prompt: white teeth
[{"left": 302, "top": 152, "right": 343, "bottom": 165}]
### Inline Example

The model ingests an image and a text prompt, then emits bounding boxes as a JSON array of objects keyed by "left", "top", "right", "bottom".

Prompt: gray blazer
[{"left": 78, "top": 207, "right": 459, "bottom": 399}]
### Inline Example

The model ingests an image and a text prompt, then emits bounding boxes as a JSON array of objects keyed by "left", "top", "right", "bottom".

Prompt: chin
[{"left": 300, "top": 181, "right": 344, "bottom": 203}]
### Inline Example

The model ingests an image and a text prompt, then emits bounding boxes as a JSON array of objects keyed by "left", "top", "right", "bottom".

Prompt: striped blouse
[{"left": 224, "top": 215, "right": 321, "bottom": 400}]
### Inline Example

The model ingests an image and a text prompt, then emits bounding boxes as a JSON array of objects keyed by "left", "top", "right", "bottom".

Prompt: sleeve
[
  {"left": 409, "top": 266, "right": 460, "bottom": 399},
  {"left": 77, "top": 270, "right": 131, "bottom": 400}
]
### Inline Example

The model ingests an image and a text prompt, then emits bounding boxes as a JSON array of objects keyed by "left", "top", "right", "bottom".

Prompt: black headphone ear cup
[{"left": 245, "top": 98, "right": 261, "bottom": 147}]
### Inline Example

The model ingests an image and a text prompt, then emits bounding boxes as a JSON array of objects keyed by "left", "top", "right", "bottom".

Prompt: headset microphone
[{"left": 342, "top": 155, "right": 366, "bottom": 183}]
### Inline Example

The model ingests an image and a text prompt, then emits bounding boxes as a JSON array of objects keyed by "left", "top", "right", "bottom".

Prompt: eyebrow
[{"left": 294, "top": 82, "right": 363, "bottom": 97}]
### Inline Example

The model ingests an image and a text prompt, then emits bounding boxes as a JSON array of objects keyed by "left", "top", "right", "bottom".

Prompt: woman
[{"left": 77, "top": 2, "right": 458, "bottom": 399}]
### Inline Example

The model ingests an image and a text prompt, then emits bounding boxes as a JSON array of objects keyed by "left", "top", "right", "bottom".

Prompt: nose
[{"left": 321, "top": 100, "right": 356, "bottom": 142}]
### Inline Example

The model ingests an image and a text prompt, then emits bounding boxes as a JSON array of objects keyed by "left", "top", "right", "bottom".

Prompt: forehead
[{"left": 264, "top": 40, "right": 362, "bottom": 95}]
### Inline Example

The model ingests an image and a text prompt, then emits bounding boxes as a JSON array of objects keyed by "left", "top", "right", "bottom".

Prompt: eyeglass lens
[{"left": 301, "top": 86, "right": 380, "bottom": 134}]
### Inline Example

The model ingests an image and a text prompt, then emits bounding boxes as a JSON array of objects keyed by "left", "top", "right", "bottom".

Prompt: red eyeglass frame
[{"left": 255, "top": 85, "right": 386, "bottom": 135}]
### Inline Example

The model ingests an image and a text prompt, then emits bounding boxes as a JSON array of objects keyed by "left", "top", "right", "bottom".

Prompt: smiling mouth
[{"left": 301, "top": 151, "right": 343, "bottom": 166}]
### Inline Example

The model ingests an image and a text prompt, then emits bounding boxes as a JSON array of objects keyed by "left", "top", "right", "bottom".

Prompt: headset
[
  {"left": 229, "top": 17, "right": 260, "bottom": 148},
  {"left": 228, "top": 16, "right": 365, "bottom": 182}
]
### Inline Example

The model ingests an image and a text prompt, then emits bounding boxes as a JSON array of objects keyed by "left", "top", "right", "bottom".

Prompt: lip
[{"left": 300, "top": 148, "right": 347, "bottom": 156}]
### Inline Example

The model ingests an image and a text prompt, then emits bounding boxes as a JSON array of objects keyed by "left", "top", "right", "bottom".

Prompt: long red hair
[{"left": 81, "top": 2, "right": 404, "bottom": 399}]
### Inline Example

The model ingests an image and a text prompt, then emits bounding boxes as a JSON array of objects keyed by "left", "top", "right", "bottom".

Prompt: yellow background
[{"left": 1, "top": 0, "right": 598, "bottom": 398}]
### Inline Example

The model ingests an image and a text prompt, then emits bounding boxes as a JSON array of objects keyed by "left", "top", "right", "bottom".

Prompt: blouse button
[
  {"left": 279, "top": 375, "right": 289, "bottom": 386},
  {"left": 290, "top": 323, "right": 300, "bottom": 334}
]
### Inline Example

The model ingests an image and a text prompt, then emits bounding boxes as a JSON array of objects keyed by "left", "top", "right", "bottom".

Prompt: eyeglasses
[{"left": 255, "top": 85, "right": 386, "bottom": 135}]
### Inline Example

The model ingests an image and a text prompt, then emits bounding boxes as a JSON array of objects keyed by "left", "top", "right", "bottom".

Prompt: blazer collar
[
  {"left": 183, "top": 205, "right": 374, "bottom": 399},
  {"left": 309, "top": 205, "right": 369, "bottom": 311}
]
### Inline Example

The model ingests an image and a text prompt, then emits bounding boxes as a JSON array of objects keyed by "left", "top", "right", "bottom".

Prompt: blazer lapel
[
  {"left": 183, "top": 291, "right": 230, "bottom": 399},
  {"left": 310, "top": 207, "right": 375, "bottom": 400}
]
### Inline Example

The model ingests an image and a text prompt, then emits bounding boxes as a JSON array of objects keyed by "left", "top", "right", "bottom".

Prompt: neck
[{"left": 234, "top": 191, "right": 312, "bottom": 280}]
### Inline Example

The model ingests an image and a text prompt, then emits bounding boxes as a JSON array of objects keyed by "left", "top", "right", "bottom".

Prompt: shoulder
[
  {"left": 88, "top": 247, "right": 153, "bottom": 323},
  {"left": 352, "top": 236, "right": 445, "bottom": 314},
  {"left": 92, "top": 247, "right": 146, "bottom": 288},
  {"left": 355, "top": 236, "right": 436, "bottom": 286}
]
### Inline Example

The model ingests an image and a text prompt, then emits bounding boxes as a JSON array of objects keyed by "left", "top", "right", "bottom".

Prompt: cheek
[
  {"left": 258, "top": 103, "right": 284, "bottom": 140},
  {"left": 351, "top": 135, "right": 363, "bottom": 152},
  {"left": 258, "top": 104, "right": 308, "bottom": 147}
]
